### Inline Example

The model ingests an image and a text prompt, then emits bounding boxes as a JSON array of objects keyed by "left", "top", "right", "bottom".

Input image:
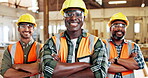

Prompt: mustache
[
  {"left": 115, "top": 30, "right": 122, "bottom": 32},
  {"left": 114, "top": 30, "right": 124, "bottom": 33}
]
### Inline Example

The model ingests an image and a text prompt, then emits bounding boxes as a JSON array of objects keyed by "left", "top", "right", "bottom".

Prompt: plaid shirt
[
  {"left": 40, "top": 30, "right": 108, "bottom": 78},
  {"left": 108, "top": 38, "right": 145, "bottom": 78}
]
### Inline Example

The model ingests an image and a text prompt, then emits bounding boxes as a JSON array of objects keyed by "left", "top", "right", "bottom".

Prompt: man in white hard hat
[
  {"left": 103, "top": 12, "right": 145, "bottom": 78},
  {"left": 39, "top": 0, "right": 108, "bottom": 78},
  {"left": 0, "top": 13, "right": 43, "bottom": 78}
]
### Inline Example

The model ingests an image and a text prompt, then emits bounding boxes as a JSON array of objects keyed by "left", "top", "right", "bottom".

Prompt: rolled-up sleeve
[
  {"left": 91, "top": 39, "right": 109, "bottom": 78},
  {"left": 132, "top": 44, "right": 145, "bottom": 69},
  {"left": 39, "top": 38, "right": 58, "bottom": 77}
]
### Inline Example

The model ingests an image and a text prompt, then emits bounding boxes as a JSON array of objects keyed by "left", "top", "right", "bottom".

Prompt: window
[{"left": 134, "top": 23, "right": 140, "bottom": 33}]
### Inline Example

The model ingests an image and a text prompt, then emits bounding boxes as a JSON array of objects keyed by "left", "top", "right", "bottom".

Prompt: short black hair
[
  {"left": 63, "top": 7, "right": 84, "bottom": 12},
  {"left": 111, "top": 19, "right": 127, "bottom": 25},
  {"left": 18, "top": 22, "right": 34, "bottom": 26}
]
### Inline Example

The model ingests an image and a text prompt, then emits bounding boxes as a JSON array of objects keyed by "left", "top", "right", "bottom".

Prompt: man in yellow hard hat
[
  {"left": 39, "top": 0, "right": 108, "bottom": 78},
  {"left": 0, "top": 13, "right": 43, "bottom": 78},
  {"left": 103, "top": 12, "right": 144, "bottom": 78}
]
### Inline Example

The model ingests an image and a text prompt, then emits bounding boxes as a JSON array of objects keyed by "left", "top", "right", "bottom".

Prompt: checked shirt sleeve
[
  {"left": 90, "top": 39, "right": 109, "bottom": 78},
  {"left": 39, "top": 38, "right": 58, "bottom": 78},
  {"left": 132, "top": 44, "right": 145, "bottom": 69}
]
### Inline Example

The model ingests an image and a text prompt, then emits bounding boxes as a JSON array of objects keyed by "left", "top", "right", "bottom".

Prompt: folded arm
[
  {"left": 4, "top": 68, "right": 31, "bottom": 78},
  {"left": 117, "top": 53, "right": 139, "bottom": 70},
  {"left": 108, "top": 63, "right": 129, "bottom": 73},
  {"left": 52, "top": 62, "right": 93, "bottom": 78},
  {"left": 67, "top": 67, "right": 95, "bottom": 78},
  {"left": 12, "top": 62, "right": 39, "bottom": 74}
]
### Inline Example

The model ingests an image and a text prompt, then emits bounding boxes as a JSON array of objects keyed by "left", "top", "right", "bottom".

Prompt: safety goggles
[
  {"left": 64, "top": 10, "right": 84, "bottom": 18},
  {"left": 19, "top": 23, "right": 34, "bottom": 29},
  {"left": 111, "top": 23, "right": 127, "bottom": 29}
]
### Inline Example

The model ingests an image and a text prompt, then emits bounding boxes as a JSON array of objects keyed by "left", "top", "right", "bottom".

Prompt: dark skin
[
  {"left": 52, "top": 8, "right": 95, "bottom": 78},
  {"left": 108, "top": 21, "right": 139, "bottom": 73},
  {"left": 64, "top": 8, "right": 84, "bottom": 39},
  {"left": 4, "top": 23, "right": 39, "bottom": 78}
]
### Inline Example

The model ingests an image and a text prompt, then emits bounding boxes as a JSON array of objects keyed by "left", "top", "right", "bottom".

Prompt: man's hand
[
  {"left": 130, "top": 52, "right": 137, "bottom": 58},
  {"left": 108, "top": 58, "right": 115, "bottom": 64},
  {"left": 52, "top": 53, "right": 60, "bottom": 61}
]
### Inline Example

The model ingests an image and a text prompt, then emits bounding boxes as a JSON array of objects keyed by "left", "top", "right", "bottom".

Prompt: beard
[
  {"left": 112, "top": 30, "right": 125, "bottom": 40},
  {"left": 20, "top": 31, "right": 32, "bottom": 39}
]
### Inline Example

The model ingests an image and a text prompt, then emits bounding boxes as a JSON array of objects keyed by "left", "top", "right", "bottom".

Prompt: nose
[
  {"left": 117, "top": 27, "right": 122, "bottom": 30},
  {"left": 24, "top": 26, "right": 29, "bottom": 31},
  {"left": 70, "top": 15, "right": 77, "bottom": 20}
]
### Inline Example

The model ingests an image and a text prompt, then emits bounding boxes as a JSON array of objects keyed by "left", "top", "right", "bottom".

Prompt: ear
[
  {"left": 18, "top": 27, "right": 20, "bottom": 32},
  {"left": 110, "top": 27, "right": 112, "bottom": 31}
]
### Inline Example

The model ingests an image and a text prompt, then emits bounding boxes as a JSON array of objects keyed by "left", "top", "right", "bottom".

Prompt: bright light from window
[
  {"left": 3, "top": 26, "right": 9, "bottom": 42},
  {"left": 53, "top": 25, "right": 57, "bottom": 33},
  {"left": 0, "top": 0, "right": 8, "bottom": 2},
  {"left": 134, "top": 23, "right": 140, "bottom": 33},
  {"left": 48, "top": 25, "right": 52, "bottom": 34},
  {"left": 40, "top": 26, "right": 43, "bottom": 29},
  {"left": 28, "top": 0, "right": 39, "bottom": 12},
  {"left": 106, "top": 24, "right": 110, "bottom": 32},
  {"left": 108, "top": 1, "right": 127, "bottom": 4}
]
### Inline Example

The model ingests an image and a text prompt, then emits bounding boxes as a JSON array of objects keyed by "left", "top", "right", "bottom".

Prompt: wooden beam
[{"left": 43, "top": 0, "right": 49, "bottom": 42}]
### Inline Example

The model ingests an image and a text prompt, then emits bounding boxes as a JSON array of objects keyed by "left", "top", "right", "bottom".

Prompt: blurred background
[{"left": 0, "top": 0, "right": 148, "bottom": 77}]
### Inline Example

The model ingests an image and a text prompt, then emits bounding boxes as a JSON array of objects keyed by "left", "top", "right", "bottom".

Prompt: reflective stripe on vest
[
  {"left": 52, "top": 32, "right": 98, "bottom": 63},
  {"left": 8, "top": 41, "right": 43, "bottom": 64},
  {"left": 103, "top": 39, "right": 135, "bottom": 76}
]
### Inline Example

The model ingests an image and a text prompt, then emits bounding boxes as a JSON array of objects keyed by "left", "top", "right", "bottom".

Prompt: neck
[
  {"left": 112, "top": 37, "right": 123, "bottom": 45},
  {"left": 67, "top": 30, "right": 82, "bottom": 39},
  {"left": 20, "top": 37, "right": 32, "bottom": 44}
]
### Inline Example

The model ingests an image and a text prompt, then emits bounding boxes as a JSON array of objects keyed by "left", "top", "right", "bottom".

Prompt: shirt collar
[
  {"left": 20, "top": 39, "right": 34, "bottom": 46},
  {"left": 62, "top": 29, "right": 88, "bottom": 40},
  {"left": 108, "top": 38, "right": 128, "bottom": 45}
]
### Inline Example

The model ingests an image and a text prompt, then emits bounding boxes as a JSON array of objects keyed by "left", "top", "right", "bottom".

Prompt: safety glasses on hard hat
[
  {"left": 111, "top": 23, "right": 127, "bottom": 29},
  {"left": 64, "top": 10, "right": 84, "bottom": 18},
  {"left": 19, "top": 23, "right": 34, "bottom": 29}
]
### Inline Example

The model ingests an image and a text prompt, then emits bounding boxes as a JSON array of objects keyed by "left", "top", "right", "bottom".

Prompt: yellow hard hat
[
  {"left": 60, "top": 0, "right": 88, "bottom": 16},
  {"left": 17, "top": 13, "right": 37, "bottom": 27},
  {"left": 108, "top": 12, "right": 129, "bottom": 27}
]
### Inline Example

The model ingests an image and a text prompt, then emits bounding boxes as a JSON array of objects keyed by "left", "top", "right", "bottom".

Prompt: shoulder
[{"left": 94, "top": 38, "right": 104, "bottom": 48}]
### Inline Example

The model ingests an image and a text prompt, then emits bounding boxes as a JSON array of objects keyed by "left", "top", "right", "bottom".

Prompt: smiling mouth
[
  {"left": 70, "top": 23, "right": 78, "bottom": 27},
  {"left": 116, "top": 31, "right": 122, "bottom": 34},
  {"left": 23, "top": 31, "right": 31, "bottom": 34}
]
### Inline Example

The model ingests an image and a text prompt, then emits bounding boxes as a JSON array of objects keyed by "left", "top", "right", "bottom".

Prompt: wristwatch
[{"left": 114, "top": 57, "right": 119, "bottom": 64}]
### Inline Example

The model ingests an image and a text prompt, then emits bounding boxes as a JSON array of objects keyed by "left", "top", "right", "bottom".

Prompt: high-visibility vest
[
  {"left": 8, "top": 41, "right": 43, "bottom": 64},
  {"left": 8, "top": 41, "right": 43, "bottom": 78},
  {"left": 103, "top": 39, "right": 135, "bottom": 76},
  {"left": 52, "top": 32, "right": 98, "bottom": 63}
]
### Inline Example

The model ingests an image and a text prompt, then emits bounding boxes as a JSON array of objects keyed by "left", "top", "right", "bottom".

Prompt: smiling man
[
  {"left": 39, "top": 0, "right": 108, "bottom": 78},
  {"left": 103, "top": 12, "right": 145, "bottom": 78},
  {"left": 0, "top": 13, "right": 43, "bottom": 78}
]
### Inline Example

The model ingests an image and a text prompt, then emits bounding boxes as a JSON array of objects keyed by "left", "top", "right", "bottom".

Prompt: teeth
[
  {"left": 23, "top": 32, "right": 29, "bottom": 34},
  {"left": 117, "top": 32, "right": 122, "bottom": 34},
  {"left": 70, "top": 23, "right": 78, "bottom": 26}
]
